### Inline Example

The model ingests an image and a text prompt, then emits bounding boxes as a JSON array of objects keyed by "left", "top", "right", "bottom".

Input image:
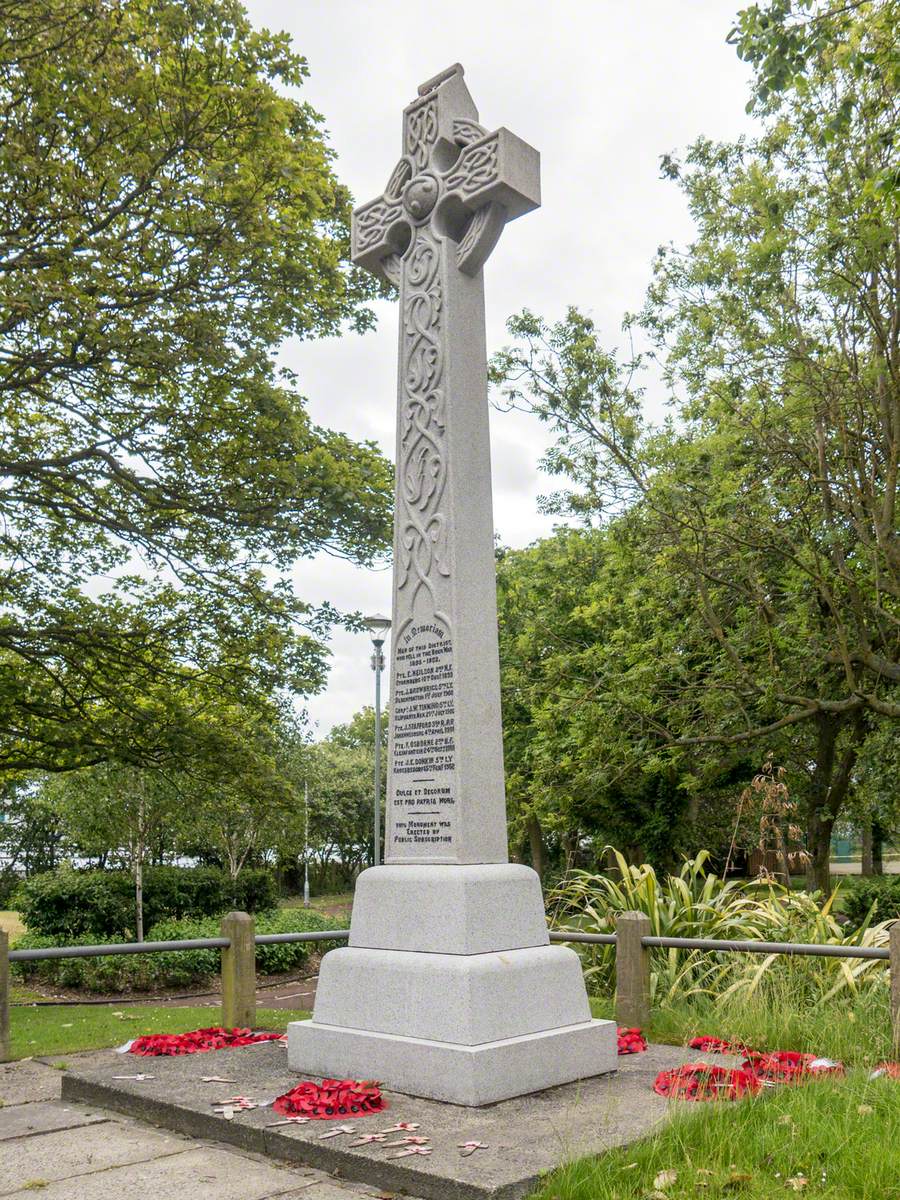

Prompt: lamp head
[{"left": 364, "top": 613, "right": 392, "bottom": 640}]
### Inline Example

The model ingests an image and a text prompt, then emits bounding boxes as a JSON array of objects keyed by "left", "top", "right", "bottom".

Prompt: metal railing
[{"left": 1, "top": 912, "right": 897, "bottom": 1061}]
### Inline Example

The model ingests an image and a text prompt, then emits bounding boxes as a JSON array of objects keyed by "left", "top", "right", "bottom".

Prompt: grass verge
[
  {"left": 530, "top": 1070, "right": 900, "bottom": 1199},
  {"left": 9, "top": 1004, "right": 309, "bottom": 1059},
  {"left": 0, "top": 910, "right": 24, "bottom": 938}
]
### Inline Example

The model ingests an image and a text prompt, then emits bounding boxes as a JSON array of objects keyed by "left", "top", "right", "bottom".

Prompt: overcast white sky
[{"left": 242, "top": 0, "right": 757, "bottom": 737}]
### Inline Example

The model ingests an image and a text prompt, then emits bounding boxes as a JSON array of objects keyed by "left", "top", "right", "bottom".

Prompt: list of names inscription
[{"left": 389, "top": 620, "right": 457, "bottom": 858}]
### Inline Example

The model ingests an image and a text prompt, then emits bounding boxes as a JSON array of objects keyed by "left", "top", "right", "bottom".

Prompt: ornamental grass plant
[{"left": 549, "top": 850, "right": 892, "bottom": 1009}]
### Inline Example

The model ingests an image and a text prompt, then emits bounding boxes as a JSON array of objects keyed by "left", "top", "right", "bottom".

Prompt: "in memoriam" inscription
[{"left": 389, "top": 621, "right": 456, "bottom": 856}]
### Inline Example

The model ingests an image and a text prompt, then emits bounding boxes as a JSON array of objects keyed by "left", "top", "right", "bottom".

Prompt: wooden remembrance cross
[{"left": 287, "top": 65, "right": 615, "bottom": 1107}]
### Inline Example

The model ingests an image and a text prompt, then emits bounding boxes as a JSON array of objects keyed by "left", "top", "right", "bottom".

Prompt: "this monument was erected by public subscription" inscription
[{"left": 288, "top": 64, "right": 616, "bottom": 1105}]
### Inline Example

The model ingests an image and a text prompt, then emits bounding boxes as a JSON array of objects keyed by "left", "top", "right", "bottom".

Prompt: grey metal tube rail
[
  {"left": 549, "top": 931, "right": 617, "bottom": 945},
  {"left": 8, "top": 929, "right": 350, "bottom": 963},
  {"left": 643, "top": 934, "right": 889, "bottom": 960},
  {"left": 9, "top": 927, "right": 887, "bottom": 962},
  {"left": 548, "top": 929, "right": 889, "bottom": 960}
]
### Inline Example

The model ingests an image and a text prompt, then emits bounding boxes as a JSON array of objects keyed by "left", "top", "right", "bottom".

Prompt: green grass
[
  {"left": 531, "top": 992, "right": 898, "bottom": 1199},
  {"left": 589, "top": 982, "right": 895, "bottom": 1068},
  {"left": 0, "top": 910, "right": 25, "bottom": 938},
  {"left": 280, "top": 892, "right": 353, "bottom": 914},
  {"left": 9, "top": 1004, "right": 309, "bottom": 1059},
  {"left": 530, "top": 1071, "right": 900, "bottom": 1199}
]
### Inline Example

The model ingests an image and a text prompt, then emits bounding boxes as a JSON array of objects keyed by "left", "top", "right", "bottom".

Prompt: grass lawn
[
  {"left": 0, "top": 910, "right": 24, "bottom": 938},
  {"left": 281, "top": 892, "right": 354, "bottom": 916},
  {"left": 530, "top": 993, "right": 898, "bottom": 1199},
  {"left": 531, "top": 1071, "right": 900, "bottom": 1199},
  {"left": 8, "top": 1004, "right": 309, "bottom": 1060}
]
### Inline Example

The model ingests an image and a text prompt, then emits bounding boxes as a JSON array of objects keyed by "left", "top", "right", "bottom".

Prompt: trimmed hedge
[
  {"left": 12, "top": 907, "right": 348, "bottom": 993},
  {"left": 842, "top": 875, "right": 900, "bottom": 927},
  {"left": 18, "top": 865, "right": 279, "bottom": 939}
]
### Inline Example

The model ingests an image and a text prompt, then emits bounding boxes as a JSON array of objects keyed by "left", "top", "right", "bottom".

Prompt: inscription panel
[{"left": 389, "top": 620, "right": 457, "bottom": 858}]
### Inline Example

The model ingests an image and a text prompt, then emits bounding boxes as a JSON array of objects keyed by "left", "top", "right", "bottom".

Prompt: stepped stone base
[
  {"left": 287, "top": 863, "right": 617, "bottom": 1106},
  {"left": 287, "top": 1017, "right": 617, "bottom": 1106}
]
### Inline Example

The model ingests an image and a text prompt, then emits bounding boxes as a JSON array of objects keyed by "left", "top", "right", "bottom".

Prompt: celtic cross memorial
[{"left": 288, "top": 65, "right": 615, "bottom": 1106}]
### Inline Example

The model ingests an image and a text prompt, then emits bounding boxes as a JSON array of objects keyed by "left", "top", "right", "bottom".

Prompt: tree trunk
[
  {"left": 862, "top": 824, "right": 874, "bottom": 876},
  {"left": 804, "top": 712, "right": 864, "bottom": 895},
  {"left": 527, "top": 813, "right": 545, "bottom": 881},
  {"left": 873, "top": 821, "right": 885, "bottom": 875}
]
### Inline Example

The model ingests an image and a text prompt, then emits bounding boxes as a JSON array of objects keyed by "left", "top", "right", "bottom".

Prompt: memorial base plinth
[
  {"left": 287, "top": 863, "right": 617, "bottom": 1106},
  {"left": 287, "top": 1018, "right": 616, "bottom": 1107}
]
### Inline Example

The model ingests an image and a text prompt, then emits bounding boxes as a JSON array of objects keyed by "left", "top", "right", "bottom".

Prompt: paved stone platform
[
  {"left": 57, "top": 1038, "right": 720, "bottom": 1199},
  {"left": 0, "top": 1057, "right": 422, "bottom": 1199}
]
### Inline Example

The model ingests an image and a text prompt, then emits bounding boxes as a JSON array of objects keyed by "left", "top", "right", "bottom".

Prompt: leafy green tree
[
  {"left": 0, "top": 0, "right": 391, "bottom": 774},
  {"left": 497, "top": 529, "right": 757, "bottom": 875},
  {"left": 492, "top": 0, "right": 898, "bottom": 890}
]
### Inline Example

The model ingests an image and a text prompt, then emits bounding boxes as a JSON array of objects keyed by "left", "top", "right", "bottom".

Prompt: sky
[{"left": 242, "top": 0, "right": 758, "bottom": 737}]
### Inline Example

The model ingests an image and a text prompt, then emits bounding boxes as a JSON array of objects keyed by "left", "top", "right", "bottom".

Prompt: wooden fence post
[
  {"left": 1, "top": 929, "right": 10, "bottom": 1063},
  {"left": 616, "top": 910, "right": 651, "bottom": 1028},
  {"left": 221, "top": 912, "right": 256, "bottom": 1029},
  {"left": 891, "top": 920, "right": 900, "bottom": 1053}
]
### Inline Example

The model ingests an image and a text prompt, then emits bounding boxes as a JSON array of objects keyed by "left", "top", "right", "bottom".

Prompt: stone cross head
[{"left": 351, "top": 64, "right": 540, "bottom": 285}]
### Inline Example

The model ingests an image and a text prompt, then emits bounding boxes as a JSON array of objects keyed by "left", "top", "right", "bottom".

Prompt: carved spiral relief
[
  {"left": 397, "top": 228, "right": 449, "bottom": 616},
  {"left": 405, "top": 98, "right": 438, "bottom": 171}
]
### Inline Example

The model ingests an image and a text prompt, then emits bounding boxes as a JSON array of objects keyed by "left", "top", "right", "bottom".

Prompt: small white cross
[
  {"left": 459, "top": 1140, "right": 488, "bottom": 1157},
  {"left": 389, "top": 1146, "right": 433, "bottom": 1159},
  {"left": 318, "top": 1124, "right": 357, "bottom": 1140}
]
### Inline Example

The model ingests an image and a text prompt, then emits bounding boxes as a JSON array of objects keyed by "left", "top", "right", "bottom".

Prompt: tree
[
  {"left": 491, "top": 0, "right": 898, "bottom": 890},
  {"left": 0, "top": 0, "right": 392, "bottom": 774},
  {"left": 496, "top": 529, "right": 758, "bottom": 874},
  {"left": 45, "top": 763, "right": 180, "bottom": 939}
]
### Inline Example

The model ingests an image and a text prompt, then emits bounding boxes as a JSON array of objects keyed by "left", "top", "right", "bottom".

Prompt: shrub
[
  {"left": 842, "top": 875, "right": 900, "bottom": 927},
  {"left": 18, "top": 865, "right": 280, "bottom": 939},
  {"left": 12, "top": 906, "right": 347, "bottom": 994},
  {"left": 549, "top": 849, "right": 892, "bottom": 1008}
]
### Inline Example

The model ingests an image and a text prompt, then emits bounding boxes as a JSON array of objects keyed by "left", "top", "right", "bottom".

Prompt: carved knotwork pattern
[
  {"left": 453, "top": 118, "right": 487, "bottom": 146},
  {"left": 397, "top": 228, "right": 449, "bottom": 609},
  {"left": 355, "top": 197, "right": 403, "bottom": 254},
  {"left": 405, "top": 98, "right": 438, "bottom": 171},
  {"left": 444, "top": 135, "right": 499, "bottom": 194}
]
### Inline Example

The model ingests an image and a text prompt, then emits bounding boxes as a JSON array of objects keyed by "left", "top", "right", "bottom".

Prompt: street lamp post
[
  {"left": 365, "top": 613, "right": 391, "bottom": 867},
  {"left": 303, "top": 778, "right": 310, "bottom": 908}
]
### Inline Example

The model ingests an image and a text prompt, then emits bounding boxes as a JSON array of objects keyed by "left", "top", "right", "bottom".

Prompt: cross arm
[
  {"left": 441, "top": 129, "right": 540, "bottom": 275},
  {"left": 351, "top": 158, "right": 413, "bottom": 285}
]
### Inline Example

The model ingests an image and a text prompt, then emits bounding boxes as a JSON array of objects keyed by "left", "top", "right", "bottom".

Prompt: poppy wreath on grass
[
  {"left": 653, "top": 1063, "right": 762, "bottom": 1101},
  {"left": 617, "top": 1027, "right": 648, "bottom": 1054},
  {"left": 128, "top": 1027, "right": 284, "bottom": 1056},
  {"left": 870, "top": 1062, "right": 900, "bottom": 1080},
  {"left": 272, "top": 1078, "right": 386, "bottom": 1119},
  {"left": 742, "top": 1050, "right": 844, "bottom": 1083},
  {"left": 689, "top": 1036, "right": 751, "bottom": 1055}
]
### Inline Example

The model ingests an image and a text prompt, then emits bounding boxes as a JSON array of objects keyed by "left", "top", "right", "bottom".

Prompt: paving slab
[
  {"left": 60, "top": 1038, "right": 727, "bottom": 1199},
  {"left": 0, "top": 1098, "right": 108, "bottom": 1141},
  {"left": 0, "top": 1059, "right": 61, "bottom": 1105},
  {"left": 0, "top": 1118, "right": 188, "bottom": 1193},
  {"left": 0, "top": 1145, "right": 323, "bottom": 1200}
]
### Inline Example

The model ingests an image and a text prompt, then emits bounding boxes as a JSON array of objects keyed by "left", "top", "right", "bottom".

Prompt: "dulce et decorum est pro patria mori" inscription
[{"left": 390, "top": 621, "right": 457, "bottom": 855}]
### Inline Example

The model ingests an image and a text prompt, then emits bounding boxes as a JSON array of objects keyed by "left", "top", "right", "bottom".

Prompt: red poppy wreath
[
  {"left": 742, "top": 1050, "right": 844, "bottom": 1083},
  {"left": 128, "top": 1027, "right": 284, "bottom": 1056},
  {"left": 653, "top": 1063, "right": 761, "bottom": 1101},
  {"left": 617, "top": 1027, "right": 648, "bottom": 1054},
  {"left": 272, "top": 1078, "right": 386, "bottom": 1120}
]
